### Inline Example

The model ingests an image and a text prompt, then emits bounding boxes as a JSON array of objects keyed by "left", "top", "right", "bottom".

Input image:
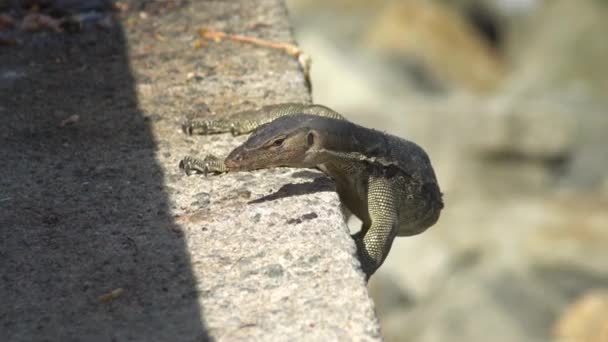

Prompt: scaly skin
[
  {"left": 182, "top": 103, "right": 343, "bottom": 136},
  {"left": 180, "top": 105, "right": 443, "bottom": 278}
]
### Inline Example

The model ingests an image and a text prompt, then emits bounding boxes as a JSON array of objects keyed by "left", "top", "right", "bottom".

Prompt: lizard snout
[{"left": 225, "top": 149, "right": 245, "bottom": 170}]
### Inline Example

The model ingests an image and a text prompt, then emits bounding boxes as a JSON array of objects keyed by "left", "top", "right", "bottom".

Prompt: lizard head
[{"left": 224, "top": 115, "right": 322, "bottom": 171}]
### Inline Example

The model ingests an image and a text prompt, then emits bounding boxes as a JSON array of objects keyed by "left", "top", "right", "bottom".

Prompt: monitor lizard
[{"left": 180, "top": 103, "right": 443, "bottom": 278}]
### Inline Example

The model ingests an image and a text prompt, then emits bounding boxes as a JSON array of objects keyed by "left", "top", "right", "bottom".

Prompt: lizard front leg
[
  {"left": 179, "top": 155, "right": 227, "bottom": 176},
  {"left": 180, "top": 113, "right": 258, "bottom": 176},
  {"left": 180, "top": 110, "right": 263, "bottom": 174},
  {"left": 182, "top": 103, "right": 345, "bottom": 136},
  {"left": 182, "top": 107, "right": 272, "bottom": 136},
  {"left": 354, "top": 175, "right": 399, "bottom": 278},
  {"left": 181, "top": 104, "right": 344, "bottom": 175},
  {"left": 182, "top": 117, "right": 255, "bottom": 136}
]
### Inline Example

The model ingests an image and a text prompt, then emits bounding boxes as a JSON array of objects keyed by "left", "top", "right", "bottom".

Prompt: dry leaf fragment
[
  {"left": 98, "top": 288, "right": 125, "bottom": 303},
  {"left": 196, "top": 27, "right": 310, "bottom": 81},
  {"left": 198, "top": 27, "right": 303, "bottom": 57},
  {"left": 0, "top": 14, "right": 16, "bottom": 31},
  {"left": 21, "top": 13, "right": 62, "bottom": 32},
  {"left": 154, "top": 32, "right": 167, "bottom": 41},
  {"left": 192, "top": 39, "right": 205, "bottom": 49},
  {"left": 59, "top": 114, "right": 80, "bottom": 127}
]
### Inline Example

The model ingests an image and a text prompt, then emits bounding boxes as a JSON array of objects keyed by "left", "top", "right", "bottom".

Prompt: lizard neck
[
  {"left": 313, "top": 119, "right": 387, "bottom": 158},
  {"left": 300, "top": 118, "right": 389, "bottom": 170}
]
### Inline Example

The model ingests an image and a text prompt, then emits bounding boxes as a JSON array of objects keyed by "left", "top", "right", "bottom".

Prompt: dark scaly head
[{"left": 225, "top": 115, "right": 323, "bottom": 171}]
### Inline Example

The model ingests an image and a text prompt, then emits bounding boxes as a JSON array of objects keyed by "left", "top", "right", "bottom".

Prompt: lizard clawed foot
[
  {"left": 182, "top": 119, "right": 211, "bottom": 135},
  {"left": 179, "top": 155, "right": 227, "bottom": 176},
  {"left": 229, "top": 125, "right": 241, "bottom": 136}
]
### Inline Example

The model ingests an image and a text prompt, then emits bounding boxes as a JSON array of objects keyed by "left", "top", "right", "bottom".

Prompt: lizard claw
[
  {"left": 179, "top": 156, "right": 196, "bottom": 175},
  {"left": 230, "top": 124, "right": 240, "bottom": 136},
  {"left": 182, "top": 120, "right": 210, "bottom": 135},
  {"left": 181, "top": 120, "right": 194, "bottom": 135}
]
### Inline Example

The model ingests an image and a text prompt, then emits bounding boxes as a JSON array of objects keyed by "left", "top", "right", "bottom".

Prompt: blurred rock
[
  {"left": 524, "top": 195, "right": 608, "bottom": 274},
  {"left": 368, "top": 273, "right": 414, "bottom": 315},
  {"left": 494, "top": 0, "right": 541, "bottom": 14},
  {"left": 379, "top": 263, "right": 608, "bottom": 342},
  {"left": 291, "top": 29, "right": 417, "bottom": 119},
  {"left": 379, "top": 268, "right": 546, "bottom": 342},
  {"left": 553, "top": 290, "right": 608, "bottom": 342},
  {"left": 470, "top": 97, "right": 608, "bottom": 193},
  {"left": 506, "top": 0, "right": 608, "bottom": 99},
  {"left": 363, "top": 1, "right": 506, "bottom": 93},
  {"left": 473, "top": 96, "right": 577, "bottom": 160},
  {"left": 286, "top": 1, "right": 608, "bottom": 341},
  {"left": 490, "top": 0, "right": 608, "bottom": 191},
  {"left": 441, "top": 0, "right": 541, "bottom": 17}
]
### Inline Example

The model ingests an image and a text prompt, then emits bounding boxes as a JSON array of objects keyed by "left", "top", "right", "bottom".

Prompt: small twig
[
  {"left": 196, "top": 27, "right": 312, "bottom": 87},
  {"left": 59, "top": 114, "right": 79, "bottom": 127},
  {"left": 98, "top": 288, "right": 124, "bottom": 303},
  {"left": 198, "top": 27, "right": 301, "bottom": 57}
]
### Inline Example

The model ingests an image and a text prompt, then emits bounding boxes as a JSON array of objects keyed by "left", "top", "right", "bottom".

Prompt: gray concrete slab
[{"left": 0, "top": 1, "right": 380, "bottom": 341}]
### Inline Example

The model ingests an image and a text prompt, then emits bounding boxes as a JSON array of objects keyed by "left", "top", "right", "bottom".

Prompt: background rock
[
  {"left": 553, "top": 290, "right": 608, "bottom": 342},
  {"left": 363, "top": 0, "right": 505, "bottom": 93},
  {"left": 286, "top": 0, "right": 608, "bottom": 340}
]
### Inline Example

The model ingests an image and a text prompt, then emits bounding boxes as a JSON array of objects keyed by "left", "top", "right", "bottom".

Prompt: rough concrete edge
[{"left": 134, "top": 0, "right": 383, "bottom": 340}]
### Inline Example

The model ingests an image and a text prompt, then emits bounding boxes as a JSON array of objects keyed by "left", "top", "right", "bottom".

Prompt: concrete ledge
[{"left": 1, "top": 0, "right": 380, "bottom": 340}]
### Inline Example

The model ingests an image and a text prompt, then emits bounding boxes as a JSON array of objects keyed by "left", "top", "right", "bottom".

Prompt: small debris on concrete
[
  {"left": 59, "top": 114, "right": 79, "bottom": 127},
  {"left": 287, "top": 212, "right": 318, "bottom": 225},
  {"left": 0, "top": 14, "right": 16, "bottom": 30},
  {"left": 195, "top": 26, "right": 311, "bottom": 79},
  {"left": 98, "top": 288, "right": 124, "bottom": 303},
  {"left": 20, "top": 13, "right": 62, "bottom": 32}
]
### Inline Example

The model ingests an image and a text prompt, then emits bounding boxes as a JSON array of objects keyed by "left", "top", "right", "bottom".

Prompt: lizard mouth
[
  {"left": 224, "top": 150, "right": 251, "bottom": 171},
  {"left": 225, "top": 153, "right": 271, "bottom": 171},
  {"left": 224, "top": 158, "right": 242, "bottom": 170}
]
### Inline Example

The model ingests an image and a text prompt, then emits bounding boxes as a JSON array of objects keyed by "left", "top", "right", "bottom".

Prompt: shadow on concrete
[
  {"left": 0, "top": 5, "right": 208, "bottom": 341},
  {"left": 249, "top": 177, "right": 335, "bottom": 204}
]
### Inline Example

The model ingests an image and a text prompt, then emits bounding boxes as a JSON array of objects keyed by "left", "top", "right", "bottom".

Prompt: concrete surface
[{"left": 0, "top": 1, "right": 380, "bottom": 341}]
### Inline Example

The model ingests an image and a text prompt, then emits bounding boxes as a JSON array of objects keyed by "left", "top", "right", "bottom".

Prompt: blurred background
[{"left": 286, "top": 0, "right": 608, "bottom": 341}]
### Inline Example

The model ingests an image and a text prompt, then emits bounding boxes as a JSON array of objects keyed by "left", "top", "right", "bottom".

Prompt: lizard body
[{"left": 180, "top": 105, "right": 443, "bottom": 277}]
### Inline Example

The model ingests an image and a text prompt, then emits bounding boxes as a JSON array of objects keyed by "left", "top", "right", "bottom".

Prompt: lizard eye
[
  {"left": 272, "top": 138, "right": 285, "bottom": 147},
  {"left": 307, "top": 132, "right": 315, "bottom": 146}
]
